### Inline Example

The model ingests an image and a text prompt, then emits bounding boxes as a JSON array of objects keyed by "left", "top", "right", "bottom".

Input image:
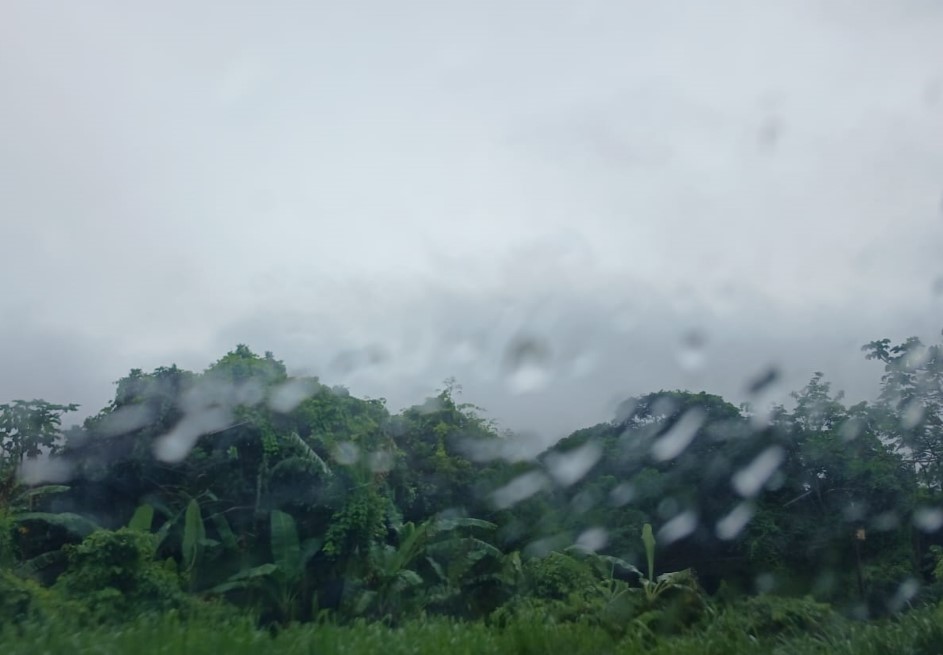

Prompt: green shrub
[
  {"left": 712, "top": 594, "right": 840, "bottom": 639},
  {"left": 522, "top": 552, "right": 595, "bottom": 600},
  {"left": 53, "top": 528, "right": 191, "bottom": 621},
  {"left": 0, "top": 569, "right": 85, "bottom": 630}
]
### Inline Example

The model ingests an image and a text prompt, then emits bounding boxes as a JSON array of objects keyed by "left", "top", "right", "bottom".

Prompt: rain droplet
[
  {"left": 839, "top": 417, "right": 865, "bottom": 442},
  {"left": 913, "top": 507, "right": 943, "bottom": 533},
  {"left": 732, "top": 446, "right": 785, "bottom": 497},
  {"left": 154, "top": 407, "right": 233, "bottom": 463},
  {"left": 651, "top": 409, "right": 705, "bottom": 461},
  {"left": 612, "top": 303, "right": 639, "bottom": 333},
  {"left": 545, "top": 441, "right": 602, "bottom": 486},
  {"left": 503, "top": 335, "right": 552, "bottom": 394},
  {"left": 843, "top": 501, "right": 867, "bottom": 522},
  {"left": 417, "top": 396, "right": 445, "bottom": 415},
  {"left": 268, "top": 378, "right": 318, "bottom": 413},
  {"left": 609, "top": 482, "right": 635, "bottom": 506},
  {"left": 657, "top": 510, "right": 698, "bottom": 545},
  {"left": 676, "top": 329, "right": 707, "bottom": 371},
  {"left": 574, "top": 527, "right": 609, "bottom": 554},
  {"left": 571, "top": 490, "right": 597, "bottom": 513},
  {"left": 932, "top": 276, "right": 943, "bottom": 297},
  {"left": 17, "top": 455, "right": 73, "bottom": 484},
  {"left": 872, "top": 511, "right": 900, "bottom": 531},
  {"left": 329, "top": 351, "right": 359, "bottom": 376},
  {"left": 745, "top": 367, "right": 779, "bottom": 395},
  {"left": 716, "top": 502, "right": 755, "bottom": 540},
  {"left": 569, "top": 352, "right": 598, "bottom": 379},
  {"left": 234, "top": 380, "right": 265, "bottom": 406},
  {"left": 368, "top": 450, "right": 394, "bottom": 473},
  {"left": 449, "top": 339, "right": 481, "bottom": 366},
  {"left": 365, "top": 344, "right": 389, "bottom": 366},
  {"left": 491, "top": 471, "right": 550, "bottom": 509},
  {"left": 888, "top": 578, "right": 920, "bottom": 613},
  {"left": 96, "top": 405, "right": 155, "bottom": 437},
  {"left": 755, "top": 573, "right": 776, "bottom": 594},
  {"left": 333, "top": 441, "right": 360, "bottom": 466},
  {"left": 901, "top": 400, "right": 925, "bottom": 430}
]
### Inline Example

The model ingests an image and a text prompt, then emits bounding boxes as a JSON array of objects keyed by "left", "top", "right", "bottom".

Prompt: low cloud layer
[{"left": 2, "top": 1, "right": 941, "bottom": 443}]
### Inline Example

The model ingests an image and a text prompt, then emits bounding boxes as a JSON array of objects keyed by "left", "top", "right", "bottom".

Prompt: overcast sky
[{"left": 2, "top": 1, "right": 942, "bottom": 444}]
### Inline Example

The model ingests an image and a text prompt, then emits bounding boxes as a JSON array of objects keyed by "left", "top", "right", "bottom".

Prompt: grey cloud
[{"left": 2, "top": 1, "right": 942, "bottom": 442}]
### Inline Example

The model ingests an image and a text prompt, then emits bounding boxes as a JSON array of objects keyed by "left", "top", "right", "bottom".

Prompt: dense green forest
[{"left": 2, "top": 331, "right": 943, "bottom": 653}]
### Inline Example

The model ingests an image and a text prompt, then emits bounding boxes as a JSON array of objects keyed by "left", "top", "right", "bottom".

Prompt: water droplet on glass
[
  {"left": 651, "top": 409, "right": 705, "bottom": 461},
  {"left": 545, "top": 441, "right": 602, "bottom": 487},
  {"left": 716, "top": 502, "right": 755, "bottom": 540},
  {"left": 17, "top": 455, "right": 73, "bottom": 484},
  {"left": 932, "top": 276, "right": 943, "bottom": 297},
  {"left": 234, "top": 380, "right": 265, "bottom": 406},
  {"left": 491, "top": 471, "right": 550, "bottom": 509},
  {"left": 755, "top": 573, "right": 776, "bottom": 594},
  {"left": 839, "top": 417, "right": 865, "bottom": 442},
  {"left": 333, "top": 441, "right": 360, "bottom": 466},
  {"left": 843, "top": 501, "right": 867, "bottom": 522},
  {"left": 609, "top": 482, "right": 635, "bottom": 506},
  {"left": 417, "top": 396, "right": 446, "bottom": 415},
  {"left": 745, "top": 367, "right": 779, "bottom": 395},
  {"left": 612, "top": 303, "right": 638, "bottom": 333},
  {"left": 94, "top": 405, "right": 154, "bottom": 437},
  {"left": 574, "top": 527, "right": 609, "bottom": 554},
  {"left": 568, "top": 352, "right": 597, "bottom": 379},
  {"left": 676, "top": 329, "right": 707, "bottom": 371},
  {"left": 368, "top": 450, "right": 394, "bottom": 473},
  {"left": 732, "top": 446, "right": 785, "bottom": 497},
  {"left": 871, "top": 511, "right": 900, "bottom": 531},
  {"left": 657, "top": 497, "right": 680, "bottom": 519},
  {"left": 329, "top": 351, "right": 359, "bottom": 376},
  {"left": 888, "top": 578, "right": 920, "bottom": 613},
  {"left": 657, "top": 510, "right": 698, "bottom": 545},
  {"left": 154, "top": 407, "right": 233, "bottom": 463},
  {"left": 503, "top": 335, "right": 552, "bottom": 394},
  {"left": 269, "top": 378, "right": 318, "bottom": 413},
  {"left": 913, "top": 507, "right": 943, "bottom": 533},
  {"left": 901, "top": 400, "right": 925, "bottom": 430}
]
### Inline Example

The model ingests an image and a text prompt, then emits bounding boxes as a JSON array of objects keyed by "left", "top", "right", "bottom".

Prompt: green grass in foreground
[{"left": 3, "top": 604, "right": 943, "bottom": 655}]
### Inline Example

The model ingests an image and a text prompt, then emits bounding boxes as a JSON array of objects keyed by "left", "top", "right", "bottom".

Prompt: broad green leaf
[
  {"left": 182, "top": 499, "right": 206, "bottom": 572},
  {"left": 270, "top": 510, "right": 301, "bottom": 576},
  {"left": 226, "top": 562, "right": 279, "bottom": 582},
  {"left": 128, "top": 504, "right": 155, "bottom": 532},
  {"left": 301, "top": 537, "right": 322, "bottom": 566},
  {"left": 18, "top": 485, "right": 70, "bottom": 499},
  {"left": 16, "top": 549, "right": 66, "bottom": 575},
  {"left": 397, "top": 569, "right": 423, "bottom": 587},
  {"left": 14, "top": 512, "right": 98, "bottom": 538},
  {"left": 209, "top": 512, "right": 238, "bottom": 551},
  {"left": 642, "top": 523, "right": 656, "bottom": 582}
]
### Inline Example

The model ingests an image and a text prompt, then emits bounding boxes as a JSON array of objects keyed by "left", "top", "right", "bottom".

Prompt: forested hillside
[{"left": 3, "top": 331, "right": 943, "bottom": 652}]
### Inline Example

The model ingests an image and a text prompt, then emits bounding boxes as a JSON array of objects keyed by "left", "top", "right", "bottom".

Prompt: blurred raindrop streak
[
  {"left": 676, "top": 329, "right": 707, "bottom": 372},
  {"left": 732, "top": 446, "right": 785, "bottom": 498},
  {"left": 657, "top": 510, "right": 698, "bottom": 545},
  {"left": 574, "top": 527, "right": 609, "bottom": 554},
  {"left": 745, "top": 366, "right": 780, "bottom": 395},
  {"left": 502, "top": 334, "right": 552, "bottom": 394},
  {"left": 545, "top": 441, "right": 602, "bottom": 486},
  {"left": 651, "top": 409, "right": 705, "bottom": 461},
  {"left": 491, "top": 471, "right": 550, "bottom": 509},
  {"left": 913, "top": 507, "right": 943, "bottom": 533},
  {"left": 268, "top": 378, "right": 318, "bottom": 413},
  {"left": 333, "top": 441, "right": 360, "bottom": 466},
  {"left": 716, "top": 502, "right": 755, "bottom": 540}
]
